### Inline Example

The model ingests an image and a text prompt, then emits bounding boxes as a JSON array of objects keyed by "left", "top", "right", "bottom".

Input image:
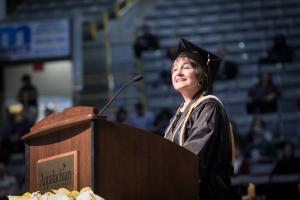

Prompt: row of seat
[
  {"left": 148, "top": 20, "right": 300, "bottom": 46},
  {"left": 11, "top": 0, "right": 114, "bottom": 19},
  {"left": 140, "top": 40, "right": 300, "bottom": 133},
  {"left": 148, "top": 0, "right": 300, "bottom": 18},
  {"left": 16, "top": 0, "right": 111, "bottom": 11},
  {"left": 143, "top": 0, "right": 300, "bottom": 63},
  {"left": 154, "top": 0, "right": 300, "bottom": 10}
]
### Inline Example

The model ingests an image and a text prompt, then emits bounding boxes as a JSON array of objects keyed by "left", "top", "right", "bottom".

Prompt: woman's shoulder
[
  {"left": 187, "top": 96, "right": 225, "bottom": 120},
  {"left": 193, "top": 95, "right": 224, "bottom": 110}
]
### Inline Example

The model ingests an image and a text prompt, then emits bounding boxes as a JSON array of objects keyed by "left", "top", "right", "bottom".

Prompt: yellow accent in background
[{"left": 90, "top": 22, "right": 97, "bottom": 39}]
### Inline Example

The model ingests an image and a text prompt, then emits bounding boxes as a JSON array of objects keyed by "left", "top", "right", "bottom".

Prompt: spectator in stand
[
  {"left": 259, "top": 34, "right": 294, "bottom": 64},
  {"left": 272, "top": 142, "right": 300, "bottom": 174},
  {"left": 233, "top": 144, "right": 250, "bottom": 176},
  {"left": 0, "top": 163, "right": 18, "bottom": 198},
  {"left": 246, "top": 116, "right": 274, "bottom": 143},
  {"left": 17, "top": 74, "right": 38, "bottom": 123},
  {"left": 216, "top": 48, "right": 238, "bottom": 80},
  {"left": 128, "top": 102, "right": 154, "bottom": 131},
  {"left": 115, "top": 107, "right": 128, "bottom": 124},
  {"left": 245, "top": 116, "right": 275, "bottom": 163},
  {"left": 230, "top": 120, "right": 250, "bottom": 176},
  {"left": 246, "top": 72, "right": 280, "bottom": 114},
  {"left": 133, "top": 24, "right": 159, "bottom": 59},
  {"left": 17, "top": 74, "right": 38, "bottom": 109},
  {"left": 3, "top": 105, "right": 34, "bottom": 155}
]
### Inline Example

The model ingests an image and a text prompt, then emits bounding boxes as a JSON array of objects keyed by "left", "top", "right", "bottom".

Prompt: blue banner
[{"left": 0, "top": 18, "right": 70, "bottom": 61}]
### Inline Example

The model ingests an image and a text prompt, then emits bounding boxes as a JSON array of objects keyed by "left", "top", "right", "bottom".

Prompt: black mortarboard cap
[{"left": 175, "top": 38, "right": 221, "bottom": 93}]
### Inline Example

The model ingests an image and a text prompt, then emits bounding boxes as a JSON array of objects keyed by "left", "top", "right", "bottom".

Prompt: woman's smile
[{"left": 175, "top": 77, "right": 187, "bottom": 82}]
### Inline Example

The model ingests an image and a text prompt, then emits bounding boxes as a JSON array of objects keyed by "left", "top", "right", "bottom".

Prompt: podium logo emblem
[{"left": 37, "top": 151, "right": 78, "bottom": 193}]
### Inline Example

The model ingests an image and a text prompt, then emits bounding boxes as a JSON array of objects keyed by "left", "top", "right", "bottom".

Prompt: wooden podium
[{"left": 22, "top": 107, "right": 199, "bottom": 200}]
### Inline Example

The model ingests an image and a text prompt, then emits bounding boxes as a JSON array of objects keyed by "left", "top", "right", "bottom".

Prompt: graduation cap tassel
[{"left": 207, "top": 53, "right": 212, "bottom": 94}]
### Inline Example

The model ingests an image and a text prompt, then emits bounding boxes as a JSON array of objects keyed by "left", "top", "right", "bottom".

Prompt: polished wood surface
[
  {"left": 27, "top": 122, "right": 92, "bottom": 191},
  {"left": 23, "top": 107, "right": 98, "bottom": 191},
  {"left": 22, "top": 106, "right": 99, "bottom": 141},
  {"left": 23, "top": 106, "right": 199, "bottom": 199},
  {"left": 94, "top": 120, "right": 199, "bottom": 200}
]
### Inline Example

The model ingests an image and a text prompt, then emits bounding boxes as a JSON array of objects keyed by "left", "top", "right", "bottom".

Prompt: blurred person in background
[
  {"left": 246, "top": 116, "right": 274, "bottom": 143},
  {"left": 259, "top": 34, "right": 294, "bottom": 64},
  {"left": 216, "top": 47, "right": 238, "bottom": 80},
  {"left": 1, "top": 105, "right": 34, "bottom": 155},
  {"left": 133, "top": 24, "right": 160, "bottom": 59},
  {"left": 0, "top": 163, "right": 18, "bottom": 199},
  {"left": 17, "top": 74, "right": 38, "bottom": 109},
  {"left": 233, "top": 144, "right": 250, "bottom": 176},
  {"left": 272, "top": 142, "right": 300, "bottom": 174},
  {"left": 17, "top": 74, "right": 38, "bottom": 123},
  {"left": 245, "top": 116, "right": 275, "bottom": 163},
  {"left": 128, "top": 102, "right": 154, "bottom": 131},
  {"left": 115, "top": 107, "right": 128, "bottom": 124},
  {"left": 246, "top": 72, "right": 280, "bottom": 114},
  {"left": 163, "top": 38, "right": 234, "bottom": 200}
]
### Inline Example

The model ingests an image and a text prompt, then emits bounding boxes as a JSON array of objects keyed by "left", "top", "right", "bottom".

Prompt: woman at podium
[{"left": 164, "top": 38, "right": 234, "bottom": 200}]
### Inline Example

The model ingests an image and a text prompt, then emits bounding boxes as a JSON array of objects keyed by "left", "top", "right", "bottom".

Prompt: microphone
[{"left": 98, "top": 75, "right": 143, "bottom": 116}]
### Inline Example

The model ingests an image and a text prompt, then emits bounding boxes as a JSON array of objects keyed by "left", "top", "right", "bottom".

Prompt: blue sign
[{"left": 0, "top": 19, "right": 70, "bottom": 61}]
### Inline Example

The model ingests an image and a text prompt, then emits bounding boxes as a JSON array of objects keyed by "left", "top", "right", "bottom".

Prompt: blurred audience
[
  {"left": 17, "top": 74, "right": 38, "bottom": 109},
  {"left": 245, "top": 116, "right": 275, "bottom": 163},
  {"left": 259, "top": 34, "right": 294, "bottom": 64},
  {"left": 272, "top": 142, "right": 300, "bottom": 174},
  {"left": 234, "top": 144, "right": 250, "bottom": 176},
  {"left": 0, "top": 163, "right": 18, "bottom": 198},
  {"left": 115, "top": 107, "right": 128, "bottom": 123},
  {"left": 216, "top": 48, "right": 238, "bottom": 80},
  {"left": 133, "top": 24, "right": 159, "bottom": 59},
  {"left": 3, "top": 107, "right": 33, "bottom": 155},
  {"left": 246, "top": 116, "right": 274, "bottom": 142},
  {"left": 17, "top": 74, "right": 38, "bottom": 123},
  {"left": 128, "top": 102, "right": 154, "bottom": 131},
  {"left": 246, "top": 72, "right": 280, "bottom": 114}
]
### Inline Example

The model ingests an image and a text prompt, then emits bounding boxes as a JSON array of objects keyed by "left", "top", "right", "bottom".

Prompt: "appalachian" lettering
[{"left": 39, "top": 163, "right": 72, "bottom": 190}]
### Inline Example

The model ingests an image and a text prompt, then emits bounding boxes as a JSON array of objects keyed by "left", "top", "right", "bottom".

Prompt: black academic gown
[{"left": 164, "top": 97, "right": 233, "bottom": 200}]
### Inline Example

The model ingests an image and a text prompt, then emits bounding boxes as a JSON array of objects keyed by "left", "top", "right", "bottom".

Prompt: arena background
[{"left": 0, "top": 0, "right": 299, "bottom": 199}]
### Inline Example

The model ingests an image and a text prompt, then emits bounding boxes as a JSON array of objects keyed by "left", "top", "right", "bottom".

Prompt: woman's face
[{"left": 172, "top": 56, "right": 200, "bottom": 95}]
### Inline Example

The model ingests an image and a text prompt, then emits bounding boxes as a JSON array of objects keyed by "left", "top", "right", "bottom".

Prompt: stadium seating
[{"left": 140, "top": 0, "right": 300, "bottom": 137}]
